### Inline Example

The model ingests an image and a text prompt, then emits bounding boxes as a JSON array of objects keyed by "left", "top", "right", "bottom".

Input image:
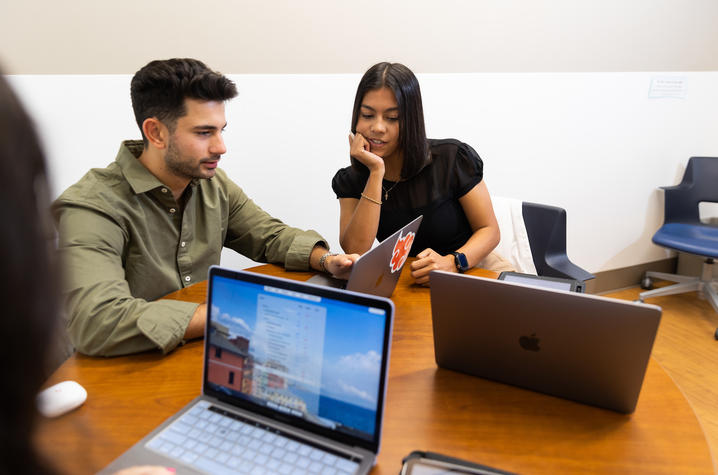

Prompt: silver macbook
[
  {"left": 101, "top": 266, "right": 395, "bottom": 474},
  {"left": 309, "top": 215, "right": 422, "bottom": 297},
  {"left": 429, "top": 271, "right": 661, "bottom": 413}
]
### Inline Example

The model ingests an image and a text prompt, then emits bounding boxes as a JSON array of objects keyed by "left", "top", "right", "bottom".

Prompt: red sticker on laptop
[{"left": 390, "top": 230, "right": 415, "bottom": 273}]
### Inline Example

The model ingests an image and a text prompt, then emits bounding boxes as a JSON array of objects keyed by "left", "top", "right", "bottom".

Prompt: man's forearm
[
  {"left": 309, "top": 245, "right": 331, "bottom": 272},
  {"left": 184, "top": 303, "right": 207, "bottom": 340}
]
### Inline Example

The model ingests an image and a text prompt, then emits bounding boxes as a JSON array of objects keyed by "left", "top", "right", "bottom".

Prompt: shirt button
[
  {"left": 185, "top": 276, "right": 191, "bottom": 282},
  {"left": 161, "top": 188, "right": 168, "bottom": 193},
  {"left": 169, "top": 208, "right": 176, "bottom": 214},
  {"left": 181, "top": 242, "right": 186, "bottom": 247}
]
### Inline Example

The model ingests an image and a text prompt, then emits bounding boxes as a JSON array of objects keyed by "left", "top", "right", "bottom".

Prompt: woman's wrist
[
  {"left": 366, "top": 161, "right": 385, "bottom": 176},
  {"left": 445, "top": 254, "right": 459, "bottom": 272},
  {"left": 361, "top": 167, "right": 385, "bottom": 204}
]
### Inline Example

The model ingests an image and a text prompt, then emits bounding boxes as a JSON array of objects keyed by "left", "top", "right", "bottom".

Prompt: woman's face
[{"left": 355, "top": 87, "right": 401, "bottom": 163}]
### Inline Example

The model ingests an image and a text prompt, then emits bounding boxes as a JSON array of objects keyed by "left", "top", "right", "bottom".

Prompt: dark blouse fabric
[{"left": 332, "top": 138, "right": 483, "bottom": 257}]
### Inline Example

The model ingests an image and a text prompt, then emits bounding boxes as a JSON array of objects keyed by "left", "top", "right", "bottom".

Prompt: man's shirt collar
[{"left": 116, "top": 140, "right": 201, "bottom": 195}]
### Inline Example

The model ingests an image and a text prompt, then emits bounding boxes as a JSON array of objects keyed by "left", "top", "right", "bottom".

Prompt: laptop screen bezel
[{"left": 202, "top": 266, "right": 394, "bottom": 453}]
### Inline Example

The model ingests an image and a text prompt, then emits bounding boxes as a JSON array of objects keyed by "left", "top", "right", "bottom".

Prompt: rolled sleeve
[
  {"left": 137, "top": 300, "right": 200, "bottom": 354},
  {"left": 56, "top": 205, "right": 197, "bottom": 356},
  {"left": 284, "top": 232, "right": 327, "bottom": 271}
]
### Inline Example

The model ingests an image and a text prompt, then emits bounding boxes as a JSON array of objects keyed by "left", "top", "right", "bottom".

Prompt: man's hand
[
  {"left": 409, "top": 248, "right": 456, "bottom": 286},
  {"left": 325, "top": 253, "right": 360, "bottom": 279}
]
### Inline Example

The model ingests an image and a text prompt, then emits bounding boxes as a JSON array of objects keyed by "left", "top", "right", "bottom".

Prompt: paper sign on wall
[{"left": 649, "top": 76, "right": 687, "bottom": 99}]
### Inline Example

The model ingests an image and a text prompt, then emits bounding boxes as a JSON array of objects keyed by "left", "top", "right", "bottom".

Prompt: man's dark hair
[
  {"left": 0, "top": 70, "right": 58, "bottom": 475},
  {"left": 350, "top": 62, "right": 428, "bottom": 179},
  {"left": 130, "top": 58, "right": 238, "bottom": 146}
]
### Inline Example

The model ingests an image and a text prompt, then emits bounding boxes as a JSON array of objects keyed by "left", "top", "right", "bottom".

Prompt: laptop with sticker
[
  {"left": 309, "top": 215, "right": 422, "bottom": 297},
  {"left": 100, "top": 267, "right": 395, "bottom": 474}
]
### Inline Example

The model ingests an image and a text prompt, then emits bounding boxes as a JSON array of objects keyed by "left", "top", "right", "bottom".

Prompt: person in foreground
[
  {"left": 0, "top": 70, "right": 174, "bottom": 475},
  {"left": 54, "top": 58, "right": 356, "bottom": 357},
  {"left": 0, "top": 66, "right": 60, "bottom": 475},
  {"left": 332, "top": 62, "right": 501, "bottom": 285}
]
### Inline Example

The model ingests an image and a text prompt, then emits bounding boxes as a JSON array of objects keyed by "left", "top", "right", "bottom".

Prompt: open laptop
[
  {"left": 429, "top": 271, "right": 661, "bottom": 413},
  {"left": 101, "top": 266, "right": 395, "bottom": 474},
  {"left": 308, "top": 215, "right": 422, "bottom": 297}
]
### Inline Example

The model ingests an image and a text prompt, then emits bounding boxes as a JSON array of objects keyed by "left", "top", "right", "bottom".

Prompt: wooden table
[{"left": 36, "top": 264, "right": 714, "bottom": 474}]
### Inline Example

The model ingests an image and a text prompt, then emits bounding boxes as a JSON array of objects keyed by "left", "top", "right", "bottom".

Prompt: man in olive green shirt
[{"left": 53, "top": 59, "right": 356, "bottom": 357}]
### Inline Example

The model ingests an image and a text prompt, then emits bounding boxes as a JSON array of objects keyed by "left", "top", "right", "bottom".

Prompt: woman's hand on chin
[{"left": 349, "top": 132, "right": 385, "bottom": 174}]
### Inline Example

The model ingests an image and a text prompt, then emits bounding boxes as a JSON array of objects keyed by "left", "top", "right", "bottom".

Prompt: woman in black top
[{"left": 332, "top": 62, "right": 500, "bottom": 285}]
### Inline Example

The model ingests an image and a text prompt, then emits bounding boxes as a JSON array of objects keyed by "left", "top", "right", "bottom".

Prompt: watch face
[{"left": 454, "top": 252, "right": 469, "bottom": 271}]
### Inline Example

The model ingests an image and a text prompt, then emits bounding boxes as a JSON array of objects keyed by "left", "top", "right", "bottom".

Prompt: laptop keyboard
[{"left": 145, "top": 401, "right": 362, "bottom": 474}]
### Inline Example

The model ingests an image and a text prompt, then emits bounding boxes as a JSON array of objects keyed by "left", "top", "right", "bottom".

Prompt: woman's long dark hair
[
  {"left": 350, "top": 62, "right": 428, "bottom": 179},
  {"left": 0, "top": 72, "right": 58, "bottom": 474}
]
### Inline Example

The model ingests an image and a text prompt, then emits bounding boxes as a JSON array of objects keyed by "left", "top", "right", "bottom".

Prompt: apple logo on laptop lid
[{"left": 519, "top": 333, "right": 541, "bottom": 352}]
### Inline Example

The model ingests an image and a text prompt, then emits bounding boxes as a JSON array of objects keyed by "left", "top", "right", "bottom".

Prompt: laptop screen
[{"left": 204, "top": 268, "right": 392, "bottom": 449}]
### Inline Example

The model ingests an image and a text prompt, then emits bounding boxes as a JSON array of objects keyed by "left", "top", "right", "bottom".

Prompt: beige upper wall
[{"left": 2, "top": 0, "right": 718, "bottom": 74}]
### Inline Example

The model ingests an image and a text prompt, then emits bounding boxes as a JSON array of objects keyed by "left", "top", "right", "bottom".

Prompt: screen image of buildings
[{"left": 207, "top": 322, "right": 307, "bottom": 414}]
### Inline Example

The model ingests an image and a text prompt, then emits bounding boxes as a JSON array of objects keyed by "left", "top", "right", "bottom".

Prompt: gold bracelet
[{"left": 360, "top": 193, "right": 382, "bottom": 205}]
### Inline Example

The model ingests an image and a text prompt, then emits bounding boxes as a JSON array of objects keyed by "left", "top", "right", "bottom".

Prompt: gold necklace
[{"left": 382, "top": 180, "right": 399, "bottom": 201}]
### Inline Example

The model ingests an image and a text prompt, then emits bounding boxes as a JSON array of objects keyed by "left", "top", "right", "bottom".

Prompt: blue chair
[
  {"left": 522, "top": 202, "right": 595, "bottom": 287},
  {"left": 638, "top": 157, "right": 718, "bottom": 336}
]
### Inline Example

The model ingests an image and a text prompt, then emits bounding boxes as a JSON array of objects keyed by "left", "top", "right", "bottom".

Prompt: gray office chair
[{"left": 522, "top": 201, "right": 595, "bottom": 286}]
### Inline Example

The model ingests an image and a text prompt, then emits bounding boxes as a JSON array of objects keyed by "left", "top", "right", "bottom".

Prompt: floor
[{"left": 605, "top": 284, "right": 718, "bottom": 473}]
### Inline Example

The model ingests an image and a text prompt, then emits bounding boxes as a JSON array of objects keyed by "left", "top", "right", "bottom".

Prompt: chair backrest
[
  {"left": 490, "top": 196, "right": 536, "bottom": 274},
  {"left": 664, "top": 157, "right": 718, "bottom": 224},
  {"left": 522, "top": 202, "right": 595, "bottom": 282}
]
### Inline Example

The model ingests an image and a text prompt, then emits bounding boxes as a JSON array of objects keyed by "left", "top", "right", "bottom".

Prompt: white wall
[
  {"left": 2, "top": 0, "right": 717, "bottom": 74},
  {"left": 8, "top": 72, "right": 718, "bottom": 273}
]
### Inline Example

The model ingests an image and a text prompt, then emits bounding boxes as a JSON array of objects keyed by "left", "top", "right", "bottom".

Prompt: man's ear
[{"left": 142, "top": 118, "right": 169, "bottom": 150}]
